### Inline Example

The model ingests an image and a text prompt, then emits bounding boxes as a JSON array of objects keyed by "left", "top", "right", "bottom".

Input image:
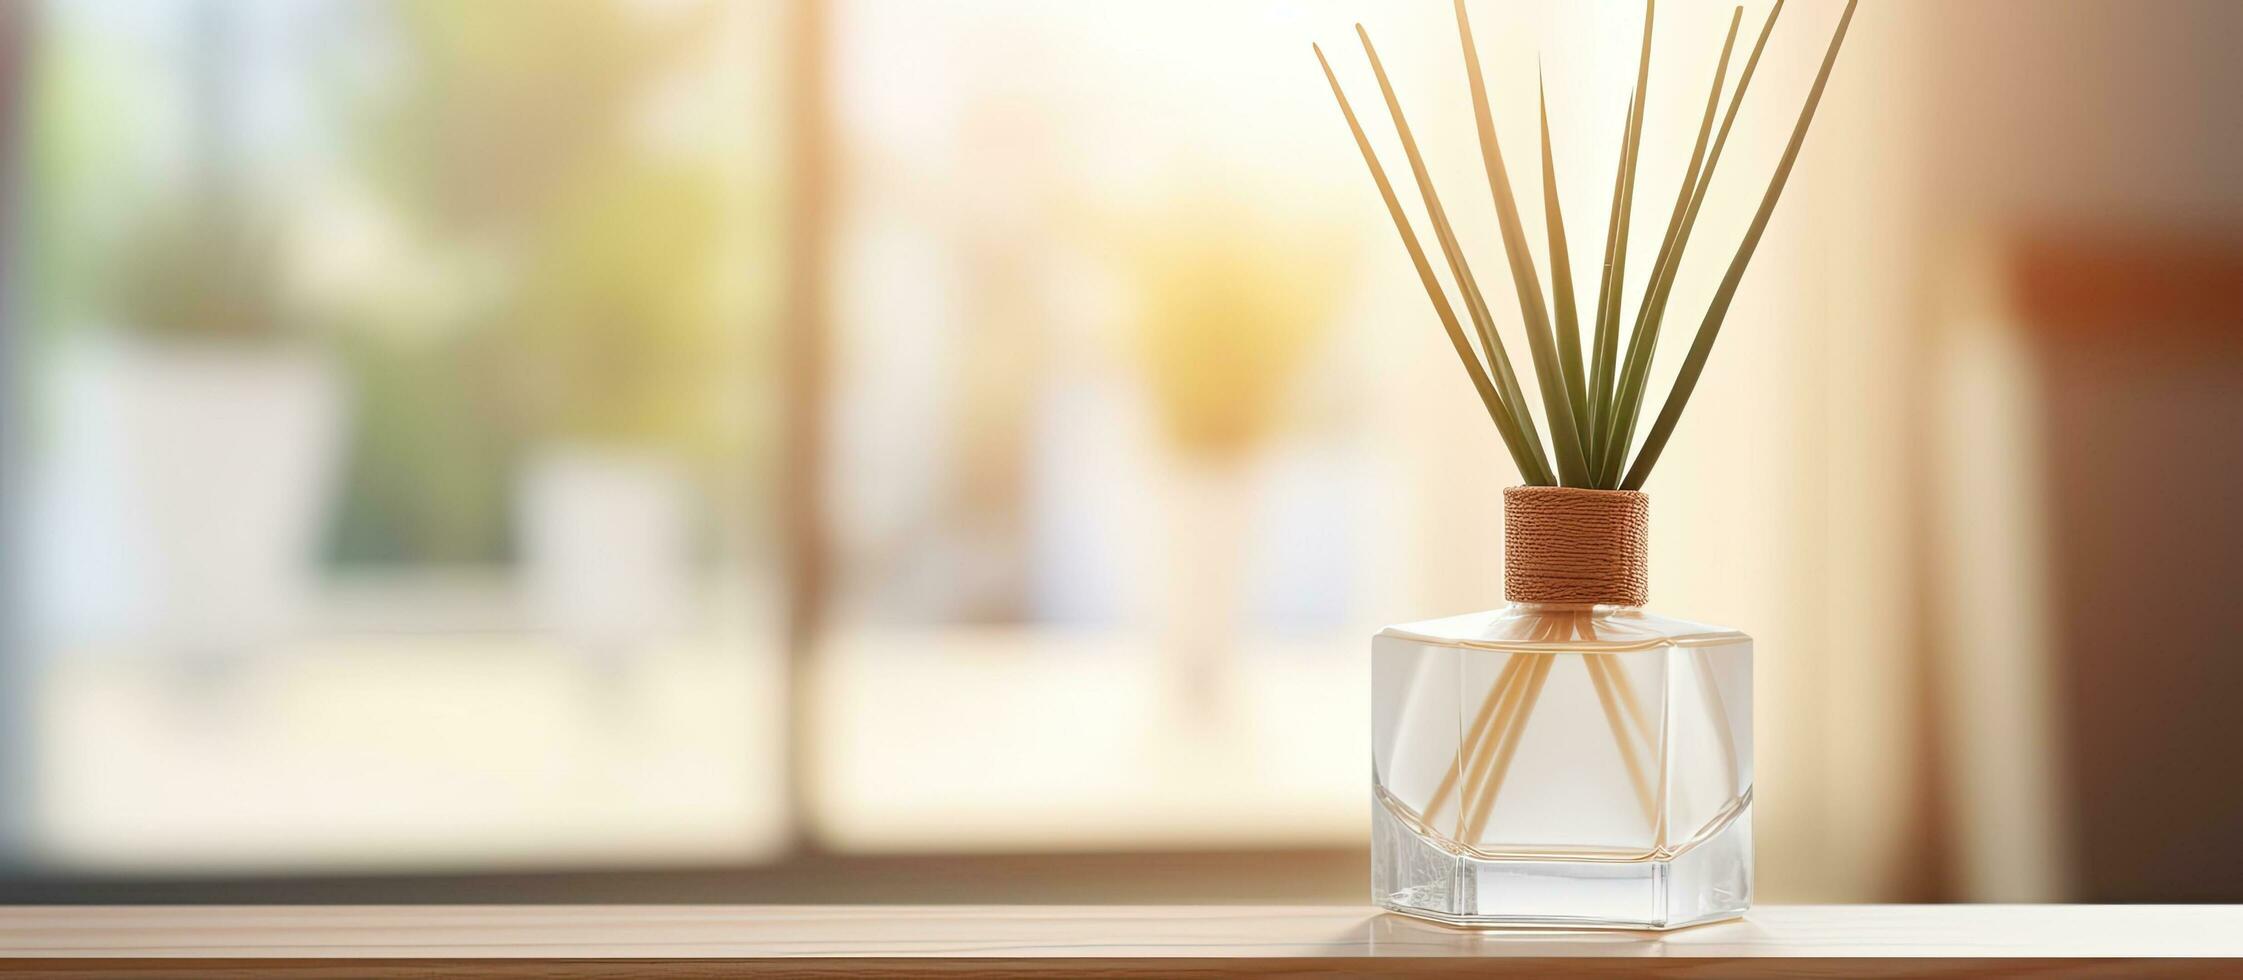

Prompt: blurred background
[{"left": 0, "top": 0, "right": 2236, "bottom": 904}]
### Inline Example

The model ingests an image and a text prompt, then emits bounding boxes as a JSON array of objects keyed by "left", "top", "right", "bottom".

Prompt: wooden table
[{"left": 2, "top": 904, "right": 2238, "bottom": 977}]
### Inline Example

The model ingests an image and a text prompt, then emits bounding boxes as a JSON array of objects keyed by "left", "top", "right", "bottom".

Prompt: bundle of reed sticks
[{"left": 1415, "top": 610, "right": 1663, "bottom": 842}]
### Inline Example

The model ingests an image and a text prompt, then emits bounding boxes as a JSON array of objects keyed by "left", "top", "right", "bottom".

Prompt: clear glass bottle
[{"left": 1371, "top": 489, "right": 1752, "bottom": 929}]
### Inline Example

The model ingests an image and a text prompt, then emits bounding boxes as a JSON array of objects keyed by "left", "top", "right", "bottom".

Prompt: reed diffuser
[{"left": 1319, "top": 0, "right": 1857, "bottom": 929}]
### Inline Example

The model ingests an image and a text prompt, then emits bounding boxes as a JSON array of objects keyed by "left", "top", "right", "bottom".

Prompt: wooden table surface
[{"left": 1, "top": 904, "right": 2238, "bottom": 977}]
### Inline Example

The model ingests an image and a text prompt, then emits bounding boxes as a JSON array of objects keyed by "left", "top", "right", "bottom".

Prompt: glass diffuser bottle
[
  {"left": 1372, "top": 487, "right": 1751, "bottom": 929},
  {"left": 1317, "top": 0, "right": 1856, "bottom": 932}
]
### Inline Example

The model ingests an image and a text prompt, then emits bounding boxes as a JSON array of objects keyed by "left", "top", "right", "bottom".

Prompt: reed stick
[
  {"left": 1461, "top": 652, "right": 1552, "bottom": 842},
  {"left": 1573, "top": 607, "right": 1657, "bottom": 829},
  {"left": 1452, "top": 652, "right": 1542, "bottom": 829},
  {"left": 1603, "top": 655, "right": 1656, "bottom": 755},
  {"left": 1603, "top": 645, "right": 1671, "bottom": 843},
  {"left": 1452, "top": 658, "right": 1531, "bottom": 825},
  {"left": 1420, "top": 652, "right": 1528, "bottom": 825},
  {"left": 1421, "top": 611, "right": 1666, "bottom": 846},
  {"left": 1452, "top": 616, "right": 1565, "bottom": 841},
  {"left": 1585, "top": 654, "right": 1657, "bottom": 824}
]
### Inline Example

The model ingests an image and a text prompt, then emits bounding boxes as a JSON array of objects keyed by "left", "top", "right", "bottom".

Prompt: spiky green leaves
[
  {"left": 1317, "top": 0, "right": 1858, "bottom": 490},
  {"left": 1597, "top": 6, "right": 1746, "bottom": 487},
  {"left": 1315, "top": 43, "right": 1554, "bottom": 486},
  {"left": 1622, "top": 0, "right": 1859, "bottom": 490}
]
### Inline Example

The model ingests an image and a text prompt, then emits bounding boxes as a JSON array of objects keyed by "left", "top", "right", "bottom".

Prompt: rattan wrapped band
[{"left": 1503, "top": 486, "right": 1649, "bottom": 606}]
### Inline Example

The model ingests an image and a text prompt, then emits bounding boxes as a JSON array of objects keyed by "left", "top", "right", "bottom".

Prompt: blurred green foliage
[
  {"left": 356, "top": 0, "right": 728, "bottom": 450},
  {"left": 359, "top": 0, "right": 713, "bottom": 243},
  {"left": 484, "top": 165, "right": 727, "bottom": 450},
  {"left": 32, "top": 4, "right": 297, "bottom": 344},
  {"left": 24, "top": 20, "right": 144, "bottom": 341},
  {"left": 329, "top": 330, "right": 515, "bottom": 564},
  {"left": 110, "top": 196, "right": 288, "bottom": 342},
  {"left": 330, "top": 0, "right": 739, "bottom": 565}
]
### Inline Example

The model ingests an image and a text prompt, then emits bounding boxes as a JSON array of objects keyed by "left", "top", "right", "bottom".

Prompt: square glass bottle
[{"left": 1370, "top": 488, "right": 1753, "bottom": 929}]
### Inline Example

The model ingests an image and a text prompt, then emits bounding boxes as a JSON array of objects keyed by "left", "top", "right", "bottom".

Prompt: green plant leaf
[
  {"left": 1588, "top": 2, "right": 1655, "bottom": 482},
  {"left": 1538, "top": 76, "right": 1590, "bottom": 455},
  {"left": 1622, "top": 0, "right": 1859, "bottom": 490},
  {"left": 1451, "top": 1, "right": 1588, "bottom": 487},
  {"left": 1583, "top": 91, "right": 1630, "bottom": 464},
  {"left": 1314, "top": 44, "right": 1553, "bottom": 486},
  {"left": 1354, "top": 26, "right": 1557, "bottom": 486},
  {"left": 1598, "top": 6, "right": 1744, "bottom": 486}
]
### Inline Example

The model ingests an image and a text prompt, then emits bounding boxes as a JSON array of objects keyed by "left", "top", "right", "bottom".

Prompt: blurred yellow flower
[{"left": 1124, "top": 202, "right": 1347, "bottom": 459}]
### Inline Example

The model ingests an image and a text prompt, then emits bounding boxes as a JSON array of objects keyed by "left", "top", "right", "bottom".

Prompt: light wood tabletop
[{"left": 0, "top": 904, "right": 2238, "bottom": 977}]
